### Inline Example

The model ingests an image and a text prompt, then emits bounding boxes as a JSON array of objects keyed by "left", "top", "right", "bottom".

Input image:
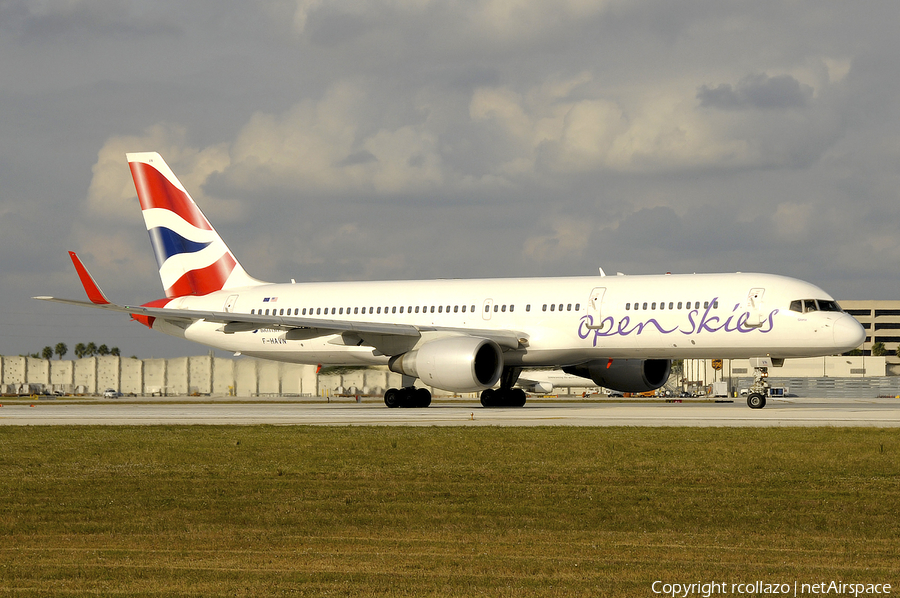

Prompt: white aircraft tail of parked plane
[{"left": 36, "top": 152, "right": 866, "bottom": 409}]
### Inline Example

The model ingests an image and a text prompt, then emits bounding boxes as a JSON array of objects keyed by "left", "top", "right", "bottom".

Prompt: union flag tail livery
[{"left": 127, "top": 152, "right": 261, "bottom": 298}]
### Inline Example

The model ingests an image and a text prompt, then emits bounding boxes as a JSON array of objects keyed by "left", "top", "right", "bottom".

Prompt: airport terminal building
[{"left": 840, "top": 300, "right": 900, "bottom": 374}]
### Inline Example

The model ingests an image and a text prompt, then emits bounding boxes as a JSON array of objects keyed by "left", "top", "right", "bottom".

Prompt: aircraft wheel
[
  {"left": 414, "top": 388, "right": 432, "bottom": 408},
  {"left": 384, "top": 388, "right": 401, "bottom": 408},
  {"left": 480, "top": 388, "right": 496, "bottom": 407},
  {"left": 511, "top": 388, "right": 527, "bottom": 407},
  {"left": 747, "top": 393, "right": 766, "bottom": 409}
]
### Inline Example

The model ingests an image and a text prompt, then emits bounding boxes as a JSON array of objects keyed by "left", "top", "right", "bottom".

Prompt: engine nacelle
[
  {"left": 563, "top": 359, "right": 671, "bottom": 393},
  {"left": 388, "top": 336, "right": 503, "bottom": 393}
]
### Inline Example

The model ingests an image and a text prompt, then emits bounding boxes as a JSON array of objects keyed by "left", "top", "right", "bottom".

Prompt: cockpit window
[
  {"left": 817, "top": 300, "right": 842, "bottom": 312},
  {"left": 791, "top": 299, "right": 844, "bottom": 313}
]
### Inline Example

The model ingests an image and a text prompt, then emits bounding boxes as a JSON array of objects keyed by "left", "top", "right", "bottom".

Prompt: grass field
[{"left": 0, "top": 426, "right": 898, "bottom": 596}]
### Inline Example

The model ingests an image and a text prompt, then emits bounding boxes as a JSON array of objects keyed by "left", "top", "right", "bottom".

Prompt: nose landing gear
[{"left": 746, "top": 364, "right": 769, "bottom": 409}]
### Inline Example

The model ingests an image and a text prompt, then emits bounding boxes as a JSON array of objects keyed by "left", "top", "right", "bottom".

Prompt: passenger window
[
  {"left": 668, "top": 302, "right": 673, "bottom": 310},
  {"left": 567, "top": 304, "right": 572, "bottom": 311},
  {"left": 626, "top": 303, "right": 630, "bottom": 310},
  {"left": 493, "top": 305, "right": 498, "bottom": 312},
  {"left": 454, "top": 305, "right": 458, "bottom": 313},
  {"left": 501, "top": 305, "right": 506, "bottom": 312},
  {"left": 430, "top": 306, "right": 435, "bottom": 313},
  {"left": 377, "top": 307, "right": 381, "bottom": 314},
  {"left": 695, "top": 302, "right": 700, "bottom": 309},
  {"left": 526, "top": 304, "right": 531, "bottom": 312},
  {"left": 642, "top": 302, "right": 648, "bottom": 310},
  {"left": 704, "top": 302, "right": 709, "bottom": 309},
  {"left": 677, "top": 302, "right": 682, "bottom": 310},
  {"left": 484, "top": 305, "right": 489, "bottom": 312},
  {"left": 438, "top": 306, "right": 443, "bottom": 313},
  {"left": 713, "top": 301, "right": 719, "bottom": 309},
  {"left": 415, "top": 306, "right": 420, "bottom": 313},
  {"left": 392, "top": 306, "right": 397, "bottom": 314},
  {"left": 575, "top": 303, "right": 579, "bottom": 310},
  {"left": 251, "top": 309, "right": 256, "bottom": 314},
  {"left": 461, "top": 305, "right": 466, "bottom": 313},
  {"left": 543, "top": 304, "right": 547, "bottom": 311},
  {"left": 470, "top": 305, "right": 475, "bottom": 312},
  {"left": 510, "top": 305, "right": 515, "bottom": 312},
  {"left": 550, "top": 304, "right": 555, "bottom": 312}
]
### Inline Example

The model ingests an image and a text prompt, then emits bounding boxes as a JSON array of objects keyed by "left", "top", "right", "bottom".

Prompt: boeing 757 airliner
[{"left": 36, "top": 153, "right": 866, "bottom": 409}]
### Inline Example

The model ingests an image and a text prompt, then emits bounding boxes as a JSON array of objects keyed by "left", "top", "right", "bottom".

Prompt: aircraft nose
[{"left": 833, "top": 315, "right": 866, "bottom": 351}]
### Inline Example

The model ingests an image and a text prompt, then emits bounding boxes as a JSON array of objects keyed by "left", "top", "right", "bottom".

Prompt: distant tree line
[{"left": 28, "top": 342, "right": 121, "bottom": 360}]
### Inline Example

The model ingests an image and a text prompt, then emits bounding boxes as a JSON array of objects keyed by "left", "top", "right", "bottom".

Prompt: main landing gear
[
  {"left": 480, "top": 367, "right": 527, "bottom": 407},
  {"left": 383, "top": 386, "right": 432, "bottom": 408}
]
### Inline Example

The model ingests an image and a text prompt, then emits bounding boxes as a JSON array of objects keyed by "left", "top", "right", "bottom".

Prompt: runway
[{"left": 2, "top": 397, "right": 900, "bottom": 426}]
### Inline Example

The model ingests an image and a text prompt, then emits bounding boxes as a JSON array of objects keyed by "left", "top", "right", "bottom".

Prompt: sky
[{"left": 2, "top": 0, "right": 900, "bottom": 359}]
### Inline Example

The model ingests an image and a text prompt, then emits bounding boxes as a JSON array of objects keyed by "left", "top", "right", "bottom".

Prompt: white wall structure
[
  {"left": 97, "top": 356, "right": 120, "bottom": 392},
  {"left": 120, "top": 358, "right": 143, "bottom": 395},
  {"left": 234, "top": 359, "right": 258, "bottom": 396},
  {"left": 212, "top": 357, "right": 235, "bottom": 396},
  {"left": 3, "top": 357, "right": 25, "bottom": 388},
  {"left": 26, "top": 358, "right": 49, "bottom": 386},
  {"left": 143, "top": 359, "right": 167, "bottom": 395},
  {"left": 73, "top": 357, "right": 97, "bottom": 394},
  {"left": 50, "top": 360, "right": 74, "bottom": 391},
  {"left": 2, "top": 354, "right": 895, "bottom": 398}
]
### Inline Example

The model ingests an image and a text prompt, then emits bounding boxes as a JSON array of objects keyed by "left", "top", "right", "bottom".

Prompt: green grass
[{"left": 0, "top": 427, "right": 898, "bottom": 596}]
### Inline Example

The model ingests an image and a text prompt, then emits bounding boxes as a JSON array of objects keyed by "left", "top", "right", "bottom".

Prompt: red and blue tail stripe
[{"left": 127, "top": 152, "right": 260, "bottom": 298}]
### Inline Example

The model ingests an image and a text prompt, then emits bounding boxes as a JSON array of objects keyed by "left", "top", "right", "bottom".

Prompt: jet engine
[
  {"left": 563, "top": 359, "right": 671, "bottom": 393},
  {"left": 388, "top": 336, "right": 503, "bottom": 393}
]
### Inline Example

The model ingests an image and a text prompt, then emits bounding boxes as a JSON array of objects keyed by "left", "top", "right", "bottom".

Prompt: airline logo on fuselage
[{"left": 577, "top": 297, "right": 778, "bottom": 347}]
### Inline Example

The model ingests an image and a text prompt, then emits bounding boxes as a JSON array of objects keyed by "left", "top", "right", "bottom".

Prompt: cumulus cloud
[
  {"left": 224, "top": 81, "right": 443, "bottom": 196},
  {"left": 86, "top": 123, "right": 232, "bottom": 222},
  {"left": 471, "top": 76, "right": 760, "bottom": 174},
  {"left": 522, "top": 217, "right": 595, "bottom": 264},
  {"left": 697, "top": 73, "right": 814, "bottom": 111},
  {"left": 2, "top": 0, "right": 176, "bottom": 38}
]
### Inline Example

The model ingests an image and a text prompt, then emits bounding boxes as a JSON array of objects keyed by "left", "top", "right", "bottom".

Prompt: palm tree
[
  {"left": 98, "top": 344, "right": 110, "bottom": 356},
  {"left": 55, "top": 342, "right": 68, "bottom": 360},
  {"left": 85, "top": 342, "right": 97, "bottom": 357},
  {"left": 110, "top": 347, "right": 121, "bottom": 356},
  {"left": 41, "top": 346, "right": 53, "bottom": 360},
  {"left": 74, "top": 343, "right": 86, "bottom": 359}
]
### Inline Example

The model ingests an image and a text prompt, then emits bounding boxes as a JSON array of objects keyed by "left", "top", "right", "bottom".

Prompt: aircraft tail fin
[{"left": 126, "top": 152, "right": 262, "bottom": 298}]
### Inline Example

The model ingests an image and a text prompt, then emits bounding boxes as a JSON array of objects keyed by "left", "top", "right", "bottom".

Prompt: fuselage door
[
  {"left": 224, "top": 294, "right": 239, "bottom": 313},
  {"left": 585, "top": 287, "right": 607, "bottom": 329},
  {"left": 747, "top": 288, "right": 765, "bottom": 327},
  {"left": 482, "top": 298, "right": 493, "bottom": 321}
]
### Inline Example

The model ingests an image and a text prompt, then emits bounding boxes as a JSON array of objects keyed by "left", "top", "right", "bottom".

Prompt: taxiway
[{"left": 1, "top": 397, "right": 899, "bottom": 426}]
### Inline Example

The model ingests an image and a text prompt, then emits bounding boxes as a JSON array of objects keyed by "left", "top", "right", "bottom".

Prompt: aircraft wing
[
  {"left": 34, "top": 251, "right": 527, "bottom": 356},
  {"left": 35, "top": 294, "right": 526, "bottom": 354}
]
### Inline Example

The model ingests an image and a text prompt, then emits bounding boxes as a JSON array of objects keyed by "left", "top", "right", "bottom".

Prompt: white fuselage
[{"left": 150, "top": 272, "right": 865, "bottom": 367}]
